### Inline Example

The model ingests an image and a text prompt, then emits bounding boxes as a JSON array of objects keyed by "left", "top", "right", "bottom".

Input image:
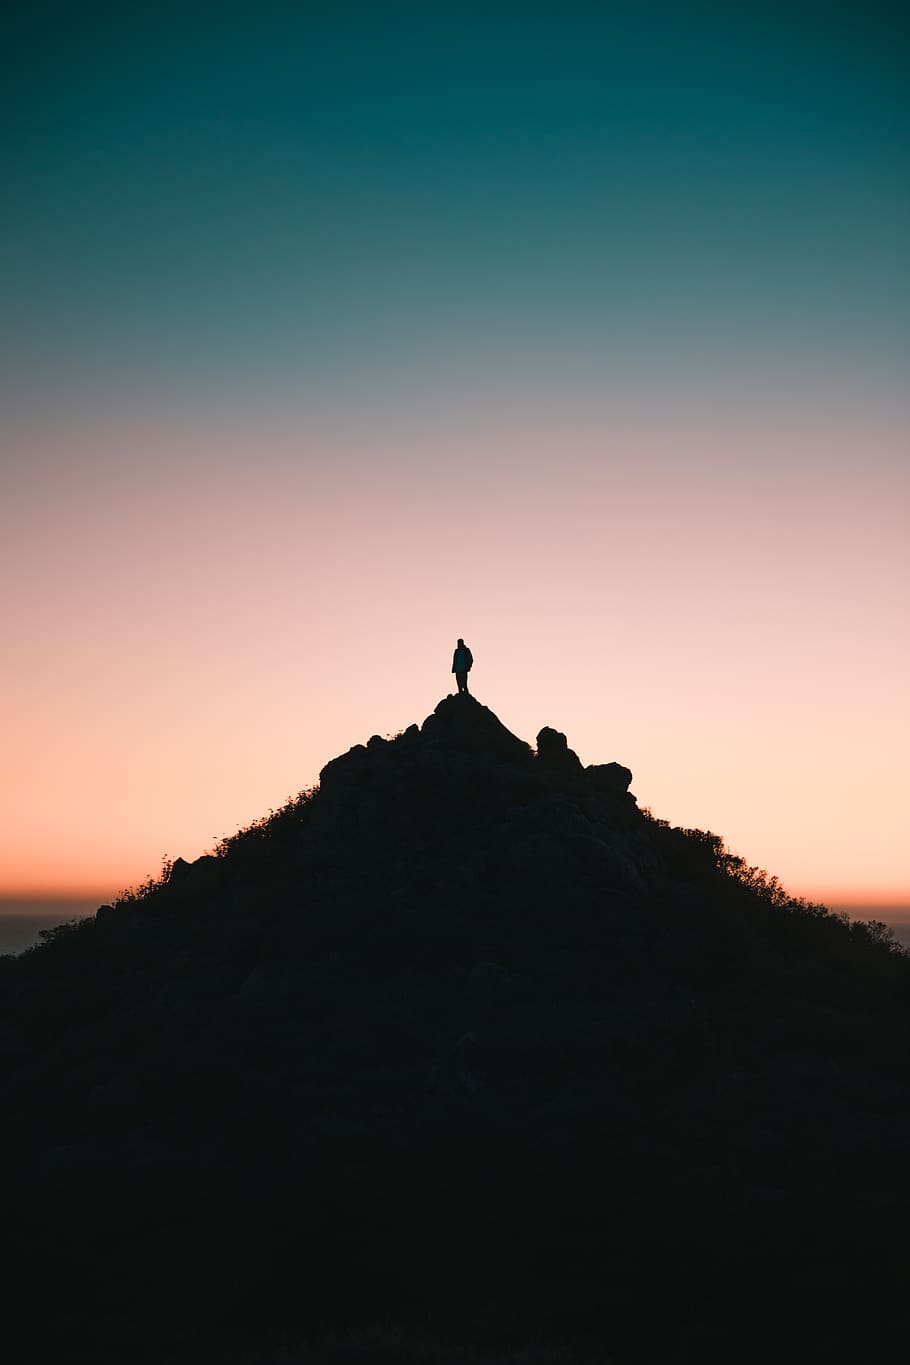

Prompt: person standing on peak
[{"left": 452, "top": 638, "right": 473, "bottom": 695}]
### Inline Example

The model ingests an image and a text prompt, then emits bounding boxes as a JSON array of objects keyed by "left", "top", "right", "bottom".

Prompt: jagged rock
[
  {"left": 536, "top": 725, "right": 584, "bottom": 773},
  {"left": 587, "top": 761, "right": 633, "bottom": 795},
  {"left": 421, "top": 694, "right": 533, "bottom": 764},
  {"left": 167, "top": 853, "right": 225, "bottom": 893},
  {"left": 319, "top": 742, "right": 371, "bottom": 794}
]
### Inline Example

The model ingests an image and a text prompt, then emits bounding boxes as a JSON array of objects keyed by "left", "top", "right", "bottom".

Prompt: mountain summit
[{"left": 2, "top": 697, "right": 908, "bottom": 1364}]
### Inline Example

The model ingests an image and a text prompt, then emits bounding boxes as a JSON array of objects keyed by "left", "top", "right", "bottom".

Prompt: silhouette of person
[{"left": 452, "top": 638, "right": 473, "bottom": 695}]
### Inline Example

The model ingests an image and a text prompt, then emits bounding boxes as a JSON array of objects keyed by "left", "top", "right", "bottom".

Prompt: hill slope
[{"left": 2, "top": 696, "right": 908, "bottom": 1364}]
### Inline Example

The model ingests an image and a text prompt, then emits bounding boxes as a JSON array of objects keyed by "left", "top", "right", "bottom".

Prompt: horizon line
[{"left": 2, "top": 891, "right": 909, "bottom": 921}]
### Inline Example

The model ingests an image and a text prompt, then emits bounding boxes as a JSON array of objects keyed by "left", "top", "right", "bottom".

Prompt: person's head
[{"left": 457, "top": 638, "right": 464, "bottom": 647}]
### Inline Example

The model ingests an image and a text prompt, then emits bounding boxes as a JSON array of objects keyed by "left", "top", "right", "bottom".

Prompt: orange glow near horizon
[{"left": 3, "top": 395, "right": 908, "bottom": 909}]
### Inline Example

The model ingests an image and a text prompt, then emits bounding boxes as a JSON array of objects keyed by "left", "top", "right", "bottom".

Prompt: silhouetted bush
[{"left": 212, "top": 786, "right": 318, "bottom": 858}]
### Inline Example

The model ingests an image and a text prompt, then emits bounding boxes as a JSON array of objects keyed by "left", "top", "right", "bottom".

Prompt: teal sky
[{"left": 5, "top": 1, "right": 908, "bottom": 408}]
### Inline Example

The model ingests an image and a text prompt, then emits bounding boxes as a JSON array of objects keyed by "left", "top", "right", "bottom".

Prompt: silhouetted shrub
[{"left": 212, "top": 786, "right": 317, "bottom": 858}]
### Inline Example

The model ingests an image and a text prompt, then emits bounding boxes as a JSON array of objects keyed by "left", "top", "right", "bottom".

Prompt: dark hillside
[{"left": 1, "top": 696, "right": 907, "bottom": 1364}]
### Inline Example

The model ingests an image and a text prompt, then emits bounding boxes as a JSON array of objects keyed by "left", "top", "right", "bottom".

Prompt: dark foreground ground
[{"left": 2, "top": 698, "right": 907, "bottom": 1363}]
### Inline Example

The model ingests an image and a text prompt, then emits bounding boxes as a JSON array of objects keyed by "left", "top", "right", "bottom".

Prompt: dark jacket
[{"left": 452, "top": 646, "right": 473, "bottom": 673}]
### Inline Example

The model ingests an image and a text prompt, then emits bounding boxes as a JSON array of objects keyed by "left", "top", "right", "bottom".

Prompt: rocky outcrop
[
  {"left": 587, "top": 761, "right": 633, "bottom": 795},
  {"left": 166, "top": 853, "right": 226, "bottom": 895},
  {"left": 535, "top": 725, "right": 584, "bottom": 773},
  {"left": 421, "top": 694, "right": 534, "bottom": 764}
]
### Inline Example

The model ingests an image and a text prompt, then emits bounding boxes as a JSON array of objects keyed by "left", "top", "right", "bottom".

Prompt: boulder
[
  {"left": 535, "top": 726, "right": 584, "bottom": 773},
  {"left": 319, "top": 743, "right": 371, "bottom": 795},
  {"left": 168, "top": 857, "right": 193, "bottom": 884},
  {"left": 587, "top": 762, "right": 633, "bottom": 795},
  {"left": 166, "top": 853, "right": 225, "bottom": 897},
  {"left": 421, "top": 695, "right": 534, "bottom": 764}
]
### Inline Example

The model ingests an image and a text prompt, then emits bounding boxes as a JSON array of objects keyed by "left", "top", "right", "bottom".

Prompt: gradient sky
[{"left": 2, "top": 1, "right": 908, "bottom": 907}]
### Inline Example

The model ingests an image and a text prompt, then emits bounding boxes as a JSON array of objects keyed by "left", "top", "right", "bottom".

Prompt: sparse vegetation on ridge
[{"left": 1, "top": 696, "right": 906, "bottom": 1364}]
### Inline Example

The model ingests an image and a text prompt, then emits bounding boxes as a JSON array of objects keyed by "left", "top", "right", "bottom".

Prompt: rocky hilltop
[{"left": 1, "top": 696, "right": 907, "bottom": 1364}]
